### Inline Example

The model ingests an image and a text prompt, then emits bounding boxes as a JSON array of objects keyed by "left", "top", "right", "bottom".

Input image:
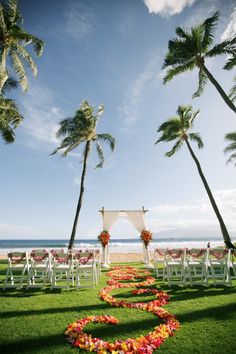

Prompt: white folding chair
[
  {"left": 51, "top": 252, "right": 74, "bottom": 290},
  {"left": 74, "top": 251, "right": 98, "bottom": 289},
  {"left": 206, "top": 248, "right": 230, "bottom": 286},
  {"left": 4, "top": 252, "right": 30, "bottom": 289},
  {"left": 185, "top": 248, "right": 208, "bottom": 286},
  {"left": 153, "top": 248, "right": 166, "bottom": 279},
  {"left": 27, "top": 250, "right": 52, "bottom": 289},
  {"left": 165, "top": 248, "right": 186, "bottom": 286},
  {"left": 228, "top": 249, "right": 236, "bottom": 285}
]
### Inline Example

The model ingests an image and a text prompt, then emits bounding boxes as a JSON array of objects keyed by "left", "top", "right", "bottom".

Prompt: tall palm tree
[
  {"left": 0, "top": 0, "right": 44, "bottom": 92},
  {"left": 156, "top": 105, "right": 235, "bottom": 249},
  {"left": 0, "top": 95, "right": 23, "bottom": 142},
  {"left": 163, "top": 12, "right": 236, "bottom": 114},
  {"left": 51, "top": 100, "right": 115, "bottom": 250},
  {"left": 224, "top": 131, "right": 236, "bottom": 165}
]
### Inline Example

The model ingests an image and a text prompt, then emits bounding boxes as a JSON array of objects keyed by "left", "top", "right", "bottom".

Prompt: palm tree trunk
[
  {"left": 203, "top": 64, "right": 236, "bottom": 114},
  {"left": 0, "top": 48, "right": 9, "bottom": 93},
  {"left": 68, "top": 141, "right": 91, "bottom": 250},
  {"left": 185, "top": 139, "right": 235, "bottom": 249}
]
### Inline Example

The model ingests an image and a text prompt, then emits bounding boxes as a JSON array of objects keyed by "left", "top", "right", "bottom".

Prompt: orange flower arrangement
[
  {"left": 98, "top": 230, "right": 110, "bottom": 247},
  {"left": 140, "top": 230, "right": 153, "bottom": 246}
]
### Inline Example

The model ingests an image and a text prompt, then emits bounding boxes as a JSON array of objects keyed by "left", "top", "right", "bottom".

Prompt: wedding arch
[{"left": 98, "top": 206, "right": 153, "bottom": 268}]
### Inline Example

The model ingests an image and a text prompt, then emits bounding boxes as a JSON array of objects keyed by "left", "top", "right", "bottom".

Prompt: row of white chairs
[
  {"left": 4, "top": 248, "right": 101, "bottom": 290},
  {"left": 153, "top": 248, "right": 236, "bottom": 287}
]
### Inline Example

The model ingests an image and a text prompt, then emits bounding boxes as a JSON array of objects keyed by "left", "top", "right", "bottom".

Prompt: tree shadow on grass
[
  {"left": 0, "top": 302, "right": 110, "bottom": 319},
  {"left": 178, "top": 302, "right": 236, "bottom": 323},
  {"left": 0, "top": 333, "right": 65, "bottom": 354},
  {"left": 0, "top": 317, "right": 162, "bottom": 353},
  {"left": 156, "top": 282, "right": 236, "bottom": 302}
]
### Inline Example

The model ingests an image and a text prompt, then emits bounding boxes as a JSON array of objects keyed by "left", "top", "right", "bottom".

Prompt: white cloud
[
  {"left": 221, "top": 7, "right": 236, "bottom": 40},
  {"left": 143, "top": 0, "right": 196, "bottom": 17},
  {"left": 64, "top": 2, "right": 95, "bottom": 40},
  {"left": 20, "top": 83, "right": 63, "bottom": 150},
  {"left": 148, "top": 189, "right": 236, "bottom": 232},
  {"left": 119, "top": 51, "right": 160, "bottom": 132}
]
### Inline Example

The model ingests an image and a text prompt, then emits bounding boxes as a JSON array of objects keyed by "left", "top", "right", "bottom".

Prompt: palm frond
[
  {"left": 2, "top": 76, "right": 18, "bottom": 94},
  {"left": 224, "top": 55, "right": 236, "bottom": 70},
  {"left": 3, "top": 0, "right": 21, "bottom": 26},
  {"left": 206, "top": 36, "right": 236, "bottom": 58},
  {"left": 201, "top": 11, "right": 219, "bottom": 49},
  {"left": 10, "top": 50, "right": 28, "bottom": 91},
  {"left": 224, "top": 131, "right": 236, "bottom": 142},
  {"left": 226, "top": 153, "right": 236, "bottom": 165},
  {"left": 95, "top": 142, "right": 105, "bottom": 168},
  {"left": 175, "top": 26, "right": 189, "bottom": 39},
  {"left": 15, "top": 44, "right": 37, "bottom": 77},
  {"left": 1, "top": 126, "right": 15, "bottom": 143},
  {"left": 0, "top": 4, "right": 7, "bottom": 36},
  {"left": 16, "top": 32, "right": 44, "bottom": 56},
  {"left": 0, "top": 96, "right": 23, "bottom": 143},
  {"left": 97, "top": 133, "right": 115, "bottom": 151},
  {"left": 192, "top": 68, "right": 208, "bottom": 98},
  {"left": 165, "top": 139, "right": 183, "bottom": 157},
  {"left": 188, "top": 132, "right": 203, "bottom": 149},
  {"left": 163, "top": 61, "right": 195, "bottom": 84}
]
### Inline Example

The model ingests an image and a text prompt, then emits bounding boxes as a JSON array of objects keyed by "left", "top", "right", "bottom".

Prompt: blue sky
[{"left": 0, "top": 0, "right": 236, "bottom": 240}]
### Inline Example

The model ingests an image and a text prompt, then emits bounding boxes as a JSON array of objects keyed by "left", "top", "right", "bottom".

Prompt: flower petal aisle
[{"left": 65, "top": 265, "right": 180, "bottom": 353}]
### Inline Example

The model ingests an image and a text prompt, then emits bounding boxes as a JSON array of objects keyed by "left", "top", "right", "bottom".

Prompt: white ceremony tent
[{"left": 99, "top": 207, "right": 153, "bottom": 268}]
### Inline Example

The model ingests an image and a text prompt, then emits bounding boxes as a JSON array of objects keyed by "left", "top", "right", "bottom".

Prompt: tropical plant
[
  {"left": 0, "top": 95, "right": 23, "bottom": 142},
  {"left": 156, "top": 105, "right": 235, "bottom": 249},
  {"left": 229, "top": 76, "right": 236, "bottom": 103},
  {"left": 224, "top": 131, "right": 236, "bottom": 165},
  {"left": 163, "top": 12, "right": 236, "bottom": 114},
  {"left": 51, "top": 100, "right": 115, "bottom": 250},
  {"left": 0, "top": 0, "right": 44, "bottom": 92}
]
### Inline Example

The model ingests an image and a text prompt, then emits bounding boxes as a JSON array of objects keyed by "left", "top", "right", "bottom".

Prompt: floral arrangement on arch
[
  {"left": 98, "top": 230, "right": 110, "bottom": 247},
  {"left": 140, "top": 230, "right": 153, "bottom": 246}
]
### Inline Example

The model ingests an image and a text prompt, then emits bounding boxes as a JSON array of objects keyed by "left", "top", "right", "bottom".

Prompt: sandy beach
[{"left": 0, "top": 252, "right": 146, "bottom": 263}]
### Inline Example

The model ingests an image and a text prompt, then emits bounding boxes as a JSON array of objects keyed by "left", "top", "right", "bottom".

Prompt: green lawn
[{"left": 0, "top": 260, "right": 235, "bottom": 354}]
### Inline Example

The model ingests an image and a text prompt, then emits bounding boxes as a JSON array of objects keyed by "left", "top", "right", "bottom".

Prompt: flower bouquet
[
  {"left": 98, "top": 231, "right": 110, "bottom": 247},
  {"left": 140, "top": 230, "right": 153, "bottom": 247}
]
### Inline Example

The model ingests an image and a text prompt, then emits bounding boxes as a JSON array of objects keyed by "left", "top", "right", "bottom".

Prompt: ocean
[{"left": 0, "top": 237, "right": 225, "bottom": 255}]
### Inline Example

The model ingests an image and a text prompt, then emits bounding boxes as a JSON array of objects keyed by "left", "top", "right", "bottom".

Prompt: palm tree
[
  {"left": 0, "top": 95, "right": 23, "bottom": 142},
  {"left": 156, "top": 105, "right": 235, "bottom": 249},
  {"left": 51, "top": 100, "right": 115, "bottom": 250},
  {"left": 163, "top": 12, "right": 236, "bottom": 114},
  {"left": 224, "top": 131, "right": 236, "bottom": 165},
  {"left": 0, "top": 0, "right": 44, "bottom": 92}
]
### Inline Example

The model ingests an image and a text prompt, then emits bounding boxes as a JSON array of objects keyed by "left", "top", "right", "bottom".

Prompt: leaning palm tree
[
  {"left": 0, "top": 95, "right": 23, "bottom": 142},
  {"left": 163, "top": 12, "right": 236, "bottom": 114},
  {"left": 224, "top": 131, "right": 236, "bottom": 165},
  {"left": 51, "top": 100, "right": 115, "bottom": 250},
  {"left": 0, "top": 0, "right": 44, "bottom": 92},
  {"left": 156, "top": 105, "right": 235, "bottom": 249}
]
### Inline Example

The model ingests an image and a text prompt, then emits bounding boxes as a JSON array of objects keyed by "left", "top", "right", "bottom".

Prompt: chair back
[
  {"left": 208, "top": 248, "right": 228, "bottom": 260},
  {"left": 186, "top": 248, "right": 206, "bottom": 261},
  {"left": 74, "top": 251, "right": 95, "bottom": 265},
  {"left": 8, "top": 252, "right": 29, "bottom": 266},
  {"left": 166, "top": 248, "right": 185, "bottom": 261},
  {"left": 52, "top": 252, "right": 72, "bottom": 265},
  {"left": 30, "top": 250, "right": 50, "bottom": 264}
]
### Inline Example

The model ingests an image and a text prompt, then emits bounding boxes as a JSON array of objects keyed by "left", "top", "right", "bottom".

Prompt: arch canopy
[{"left": 99, "top": 207, "right": 149, "bottom": 234}]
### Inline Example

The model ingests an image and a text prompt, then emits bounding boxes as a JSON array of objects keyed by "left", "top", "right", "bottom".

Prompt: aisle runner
[{"left": 65, "top": 265, "right": 180, "bottom": 353}]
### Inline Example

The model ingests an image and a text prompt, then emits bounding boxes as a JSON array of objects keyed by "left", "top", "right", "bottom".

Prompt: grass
[{"left": 0, "top": 260, "right": 235, "bottom": 354}]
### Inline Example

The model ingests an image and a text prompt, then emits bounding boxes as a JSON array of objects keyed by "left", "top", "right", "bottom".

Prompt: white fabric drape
[
  {"left": 102, "top": 211, "right": 120, "bottom": 231},
  {"left": 125, "top": 211, "right": 146, "bottom": 232}
]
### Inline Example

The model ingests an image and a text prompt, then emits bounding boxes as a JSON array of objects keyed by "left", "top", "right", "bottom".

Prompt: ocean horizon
[{"left": 0, "top": 236, "right": 226, "bottom": 255}]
